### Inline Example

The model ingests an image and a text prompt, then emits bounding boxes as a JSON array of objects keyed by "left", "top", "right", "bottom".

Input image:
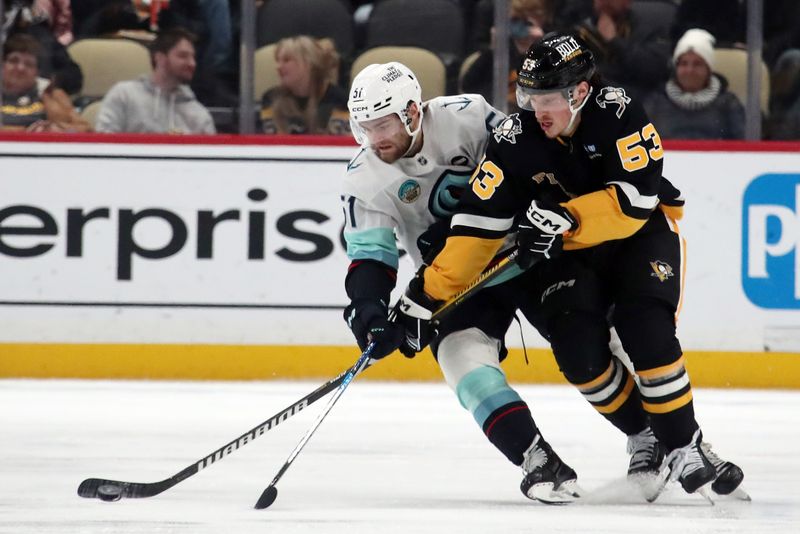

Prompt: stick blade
[
  {"left": 78, "top": 478, "right": 122, "bottom": 498},
  {"left": 254, "top": 486, "right": 278, "bottom": 509}
]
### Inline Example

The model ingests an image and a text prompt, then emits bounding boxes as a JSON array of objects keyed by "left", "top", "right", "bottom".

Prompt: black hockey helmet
[{"left": 517, "top": 33, "right": 595, "bottom": 93}]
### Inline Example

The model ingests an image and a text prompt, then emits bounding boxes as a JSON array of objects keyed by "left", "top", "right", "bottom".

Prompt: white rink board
[{"left": 0, "top": 140, "right": 799, "bottom": 351}]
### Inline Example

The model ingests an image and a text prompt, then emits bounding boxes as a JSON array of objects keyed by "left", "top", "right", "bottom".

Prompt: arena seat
[
  {"left": 351, "top": 47, "right": 447, "bottom": 101},
  {"left": 67, "top": 39, "right": 151, "bottom": 100}
]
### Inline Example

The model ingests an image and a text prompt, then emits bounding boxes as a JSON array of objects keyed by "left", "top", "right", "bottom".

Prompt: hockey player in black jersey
[{"left": 396, "top": 33, "right": 745, "bottom": 501}]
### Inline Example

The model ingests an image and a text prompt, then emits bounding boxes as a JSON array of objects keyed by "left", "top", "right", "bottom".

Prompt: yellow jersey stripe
[{"left": 425, "top": 235, "right": 504, "bottom": 301}]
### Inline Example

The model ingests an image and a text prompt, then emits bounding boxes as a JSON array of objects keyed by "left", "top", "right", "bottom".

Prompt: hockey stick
[
  {"left": 77, "top": 249, "right": 518, "bottom": 503},
  {"left": 77, "top": 364, "right": 358, "bottom": 501},
  {"left": 254, "top": 249, "right": 520, "bottom": 509},
  {"left": 253, "top": 342, "right": 374, "bottom": 509}
]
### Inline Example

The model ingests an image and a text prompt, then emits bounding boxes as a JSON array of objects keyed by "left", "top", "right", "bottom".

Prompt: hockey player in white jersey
[{"left": 341, "top": 62, "right": 582, "bottom": 504}]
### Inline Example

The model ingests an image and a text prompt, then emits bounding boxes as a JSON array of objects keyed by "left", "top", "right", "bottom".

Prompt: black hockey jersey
[{"left": 423, "top": 83, "right": 684, "bottom": 300}]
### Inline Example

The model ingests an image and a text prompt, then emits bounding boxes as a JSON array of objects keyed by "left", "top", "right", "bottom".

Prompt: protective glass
[
  {"left": 515, "top": 85, "right": 573, "bottom": 113},
  {"left": 350, "top": 114, "right": 406, "bottom": 147}
]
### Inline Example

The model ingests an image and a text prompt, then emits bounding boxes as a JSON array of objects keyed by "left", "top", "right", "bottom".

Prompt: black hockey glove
[
  {"left": 516, "top": 200, "right": 578, "bottom": 269},
  {"left": 344, "top": 300, "right": 407, "bottom": 359},
  {"left": 394, "top": 267, "right": 443, "bottom": 355}
]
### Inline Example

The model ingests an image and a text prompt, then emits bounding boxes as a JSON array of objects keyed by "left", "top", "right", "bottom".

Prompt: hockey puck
[{"left": 97, "top": 484, "right": 123, "bottom": 502}]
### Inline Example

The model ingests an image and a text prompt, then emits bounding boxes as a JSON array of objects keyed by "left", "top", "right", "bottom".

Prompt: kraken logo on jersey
[
  {"left": 596, "top": 86, "right": 631, "bottom": 118},
  {"left": 429, "top": 171, "right": 472, "bottom": 218},
  {"left": 398, "top": 179, "right": 422, "bottom": 203},
  {"left": 493, "top": 114, "right": 523, "bottom": 144},
  {"left": 650, "top": 260, "right": 674, "bottom": 282}
]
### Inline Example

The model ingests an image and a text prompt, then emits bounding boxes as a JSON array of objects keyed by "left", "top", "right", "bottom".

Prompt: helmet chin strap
[
  {"left": 561, "top": 85, "right": 593, "bottom": 137},
  {"left": 401, "top": 106, "right": 424, "bottom": 157}
]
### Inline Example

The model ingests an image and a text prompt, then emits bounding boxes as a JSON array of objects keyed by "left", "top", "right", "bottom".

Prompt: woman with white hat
[{"left": 644, "top": 28, "right": 745, "bottom": 139}]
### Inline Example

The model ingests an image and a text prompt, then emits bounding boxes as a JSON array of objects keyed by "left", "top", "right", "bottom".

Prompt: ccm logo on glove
[{"left": 525, "top": 201, "right": 577, "bottom": 234}]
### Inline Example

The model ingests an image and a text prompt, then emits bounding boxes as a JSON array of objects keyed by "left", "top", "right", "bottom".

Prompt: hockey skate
[
  {"left": 520, "top": 435, "right": 583, "bottom": 504},
  {"left": 626, "top": 427, "right": 666, "bottom": 501},
  {"left": 701, "top": 442, "right": 750, "bottom": 501},
  {"left": 663, "top": 429, "right": 717, "bottom": 503}
]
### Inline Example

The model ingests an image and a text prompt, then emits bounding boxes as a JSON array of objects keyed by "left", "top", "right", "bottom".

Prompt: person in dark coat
[{"left": 645, "top": 29, "right": 745, "bottom": 140}]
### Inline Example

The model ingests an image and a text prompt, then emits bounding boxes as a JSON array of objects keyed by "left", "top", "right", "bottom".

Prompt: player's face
[
  {"left": 675, "top": 51, "right": 711, "bottom": 93},
  {"left": 358, "top": 114, "right": 412, "bottom": 163},
  {"left": 529, "top": 92, "right": 573, "bottom": 138}
]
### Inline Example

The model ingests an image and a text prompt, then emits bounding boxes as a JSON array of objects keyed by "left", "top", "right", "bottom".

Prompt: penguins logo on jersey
[
  {"left": 493, "top": 114, "right": 523, "bottom": 144},
  {"left": 650, "top": 260, "right": 674, "bottom": 282},
  {"left": 596, "top": 87, "right": 631, "bottom": 118},
  {"left": 398, "top": 179, "right": 422, "bottom": 203}
]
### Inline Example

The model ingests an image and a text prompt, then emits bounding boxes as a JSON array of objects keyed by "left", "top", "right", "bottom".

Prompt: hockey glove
[
  {"left": 394, "top": 267, "right": 443, "bottom": 355},
  {"left": 344, "top": 300, "right": 407, "bottom": 359},
  {"left": 516, "top": 200, "right": 578, "bottom": 269}
]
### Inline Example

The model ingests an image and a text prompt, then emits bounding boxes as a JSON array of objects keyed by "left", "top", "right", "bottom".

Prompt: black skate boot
[
  {"left": 665, "top": 430, "right": 716, "bottom": 495},
  {"left": 627, "top": 427, "right": 667, "bottom": 501},
  {"left": 701, "top": 442, "right": 750, "bottom": 500},
  {"left": 520, "top": 434, "right": 582, "bottom": 504}
]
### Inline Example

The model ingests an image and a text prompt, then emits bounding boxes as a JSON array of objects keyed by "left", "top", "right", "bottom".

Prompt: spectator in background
[
  {"left": 158, "top": 0, "right": 237, "bottom": 106},
  {"left": 766, "top": 49, "right": 800, "bottom": 140},
  {"left": 259, "top": 36, "right": 349, "bottom": 135},
  {"left": 462, "top": 0, "right": 553, "bottom": 110},
  {"left": 3, "top": 0, "right": 83, "bottom": 94},
  {"left": 33, "top": 0, "right": 73, "bottom": 45},
  {"left": 95, "top": 27, "right": 215, "bottom": 134},
  {"left": 645, "top": 29, "right": 744, "bottom": 140},
  {"left": 1, "top": 34, "right": 90, "bottom": 132},
  {"left": 574, "top": 0, "right": 671, "bottom": 100}
]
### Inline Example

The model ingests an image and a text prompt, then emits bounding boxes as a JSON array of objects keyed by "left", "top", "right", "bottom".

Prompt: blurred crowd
[{"left": 1, "top": 0, "right": 799, "bottom": 139}]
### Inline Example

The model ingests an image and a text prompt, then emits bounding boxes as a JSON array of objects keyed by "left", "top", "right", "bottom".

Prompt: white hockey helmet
[{"left": 348, "top": 62, "right": 423, "bottom": 146}]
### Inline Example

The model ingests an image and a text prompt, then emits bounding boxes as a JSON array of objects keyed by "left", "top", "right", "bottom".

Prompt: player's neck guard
[{"left": 562, "top": 85, "right": 593, "bottom": 137}]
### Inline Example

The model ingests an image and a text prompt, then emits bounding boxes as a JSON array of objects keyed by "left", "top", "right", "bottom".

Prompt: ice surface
[{"left": 1, "top": 378, "right": 798, "bottom": 534}]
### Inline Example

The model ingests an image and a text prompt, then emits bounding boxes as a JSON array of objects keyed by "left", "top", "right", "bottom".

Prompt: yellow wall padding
[{"left": 1, "top": 344, "right": 798, "bottom": 389}]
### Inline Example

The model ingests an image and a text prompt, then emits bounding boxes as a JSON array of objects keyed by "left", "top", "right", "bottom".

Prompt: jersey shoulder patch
[
  {"left": 595, "top": 86, "right": 632, "bottom": 119},
  {"left": 492, "top": 113, "right": 523, "bottom": 144}
]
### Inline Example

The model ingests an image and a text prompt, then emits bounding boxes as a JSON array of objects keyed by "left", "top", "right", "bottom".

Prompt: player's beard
[{"left": 371, "top": 134, "right": 412, "bottom": 164}]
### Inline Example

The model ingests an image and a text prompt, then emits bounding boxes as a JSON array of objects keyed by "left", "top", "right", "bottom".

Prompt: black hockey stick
[
  {"left": 77, "top": 363, "right": 361, "bottom": 500},
  {"left": 254, "top": 249, "right": 520, "bottom": 509}
]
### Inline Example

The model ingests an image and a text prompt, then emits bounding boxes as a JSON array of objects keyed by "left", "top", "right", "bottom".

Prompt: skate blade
[
  {"left": 528, "top": 480, "right": 583, "bottom": 505},
  {"left": 696, "top": 484, "right": 715, "bottom": 505},
  {"left": 713, "top": 486, "right": 751, "bottom": 502},
  {"left": 643, "top": 471, "right": 670, "bottom": 503}
]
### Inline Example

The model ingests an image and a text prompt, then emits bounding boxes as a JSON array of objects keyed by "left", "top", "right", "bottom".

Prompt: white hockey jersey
[{"left": 342, "top": 94, "right": 504, "bottom": 270}]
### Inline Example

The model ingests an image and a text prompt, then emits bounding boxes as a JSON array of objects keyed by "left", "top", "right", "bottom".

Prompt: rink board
[{"left": 1, "top": 135, "right": 799, "bottom": 387}]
